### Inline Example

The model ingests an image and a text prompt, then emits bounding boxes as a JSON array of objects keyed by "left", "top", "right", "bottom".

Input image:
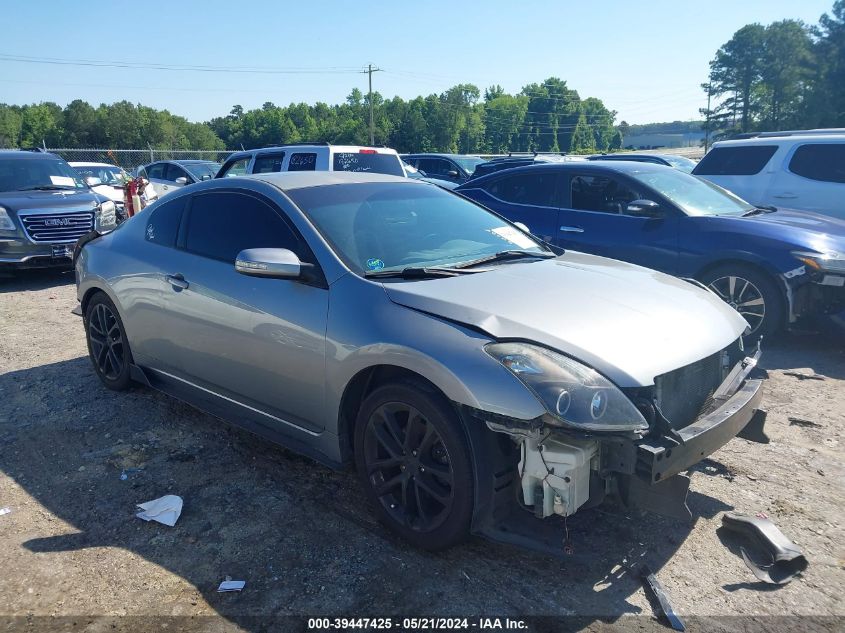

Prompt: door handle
[
  {"left": 560, "top": 225, "right": 585, "bottom": 233},
  {"left": 773, "top": 193, "right": 797, "bottom": 199},
  {"left": 166, "top": 274, "right": 189, "bottom": 290}
]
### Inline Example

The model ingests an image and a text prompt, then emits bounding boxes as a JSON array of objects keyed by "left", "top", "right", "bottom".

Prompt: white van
[
  {"left": 216, "top": 143, "right": 405, "bottom": 179},
  {"left": 692, "top": 130, "right": 845, "bottom": 219}
]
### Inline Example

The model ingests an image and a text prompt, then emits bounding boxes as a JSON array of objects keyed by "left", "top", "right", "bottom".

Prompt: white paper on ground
[
  {"left": 0, "top": 507, "right": 10, "bottom": 516},
  {"left": 136, "top": 495, "right": 183, "bottom": 527},
  {"left": 217, "top": 580, "right": 246, "bottom": 592}
]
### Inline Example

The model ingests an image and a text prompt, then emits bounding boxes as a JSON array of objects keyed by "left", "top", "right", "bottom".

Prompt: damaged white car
[{"left": 75, "top": 173, "right": 767, "bottom": 551}]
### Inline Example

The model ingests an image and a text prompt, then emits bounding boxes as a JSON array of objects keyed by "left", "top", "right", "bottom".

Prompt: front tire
[
  {"left": 698, "top": 264, "right": 784, "bottom": 338},
  {"left": 353, "top": 380, "right": 474, "bottom": 551},
  {"left": 84, "top": 291, "right": 132, "bottom": 390}
]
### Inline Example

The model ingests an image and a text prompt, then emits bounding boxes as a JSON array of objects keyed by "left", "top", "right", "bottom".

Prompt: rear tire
[
  {"left": 84, "top": 291, "right": 132, "bottom": 391},
  {"left": 353, "top": 380, "right": 474, "bottom": 551},
  {"left": 698, "top": 264, "right": 784, "bottom": 338}
]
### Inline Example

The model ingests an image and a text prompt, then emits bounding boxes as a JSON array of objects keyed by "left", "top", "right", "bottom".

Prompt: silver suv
[{"left": 0, "top": 150, "right": 116, "bottom": 271}]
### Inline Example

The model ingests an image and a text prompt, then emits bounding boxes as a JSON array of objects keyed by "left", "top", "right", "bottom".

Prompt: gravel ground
[{"left": 0, "top": 268, "right": 843, "bottom": 632}]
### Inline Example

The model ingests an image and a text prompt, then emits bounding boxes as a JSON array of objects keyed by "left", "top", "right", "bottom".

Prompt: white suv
[
  {"left": 692, "top": 130, "right": 845, "bottom": 219},
  {"left": 216, "top": 143, "right": 405, "bottom": 179}
]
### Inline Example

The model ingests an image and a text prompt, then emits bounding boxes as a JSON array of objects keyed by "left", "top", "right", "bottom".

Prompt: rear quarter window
[
  {"left": 693, "top": 145, "right": 778, "bottom": 176},
  {"left": 788, "top": 144, "right": 845, "bottom": 183},
  {"left": 289, "top": 153, "right": 317, "bottom": 172},
  {"left": 333, "top": 152, "right": 404, "bottom": 176}
]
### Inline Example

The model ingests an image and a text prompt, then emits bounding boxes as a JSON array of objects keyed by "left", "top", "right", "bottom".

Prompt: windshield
[
  {"left": 0, "top": 157, "right": 87, "bottom": 192},
  {"left": 183, "top": 162, "right": 220, "bottom": 181},
  {"left": 333, "top": 152, "right": 405, "bottom": 177},
  {"left": 288, "top": 182, "right": 548, "bottom": 274},
  {"left": 452, "top": 156, "right": 486, "bottom": 174},
  {"left": 72, "top": 164, "right": 126, "bottom": 186},
  {"left": 662, "top": 155, "right": 698, "bottom": 173},
  {"left": 628, "top": 169, "right": 755, "bottom": 216}
]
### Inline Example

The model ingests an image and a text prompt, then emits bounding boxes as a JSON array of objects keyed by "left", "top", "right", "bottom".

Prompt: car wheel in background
[
  {"left": 354, "top": 380, "right": 474, "bottom": 551},
  {"left": 699, "top": 264, "right": 784, "bottom": 338},
  {"left": 84, "top": 292, "right": 132, "bottom": 390}
]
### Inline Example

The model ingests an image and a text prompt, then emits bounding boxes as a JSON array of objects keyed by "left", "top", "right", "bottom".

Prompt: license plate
[
  {"left": 51, "top": 244, "right": 73, "bottom": 259},
  {"left": 821, "top": 275, "right": 845, "bottom": 287}
]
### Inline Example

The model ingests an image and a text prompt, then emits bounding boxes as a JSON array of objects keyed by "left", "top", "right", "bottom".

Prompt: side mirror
[
  {"left": 626, "top": 199, "right": 663, "bottom": 217},
  {"left": 174, "top": 176, "right": 188, "bottom": 185},
  {"left": 446, "top": 170, "right": 459, "bottom": 179},
  {"left": 235, "top": 248, "right": 306, "bottom": 279},
  {"left": 85, "top": 177, "right": 102, "bottom": 187},
  {"left": 513, "top": 222, "right": 532, "bottom": 234}
]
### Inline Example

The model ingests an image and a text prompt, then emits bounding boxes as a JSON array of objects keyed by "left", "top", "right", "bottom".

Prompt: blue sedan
[{"left": 456, "top": 161, "right": 845, "bottom": 336}]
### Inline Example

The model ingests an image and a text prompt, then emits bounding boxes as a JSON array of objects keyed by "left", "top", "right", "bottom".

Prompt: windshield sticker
[
  {"left": 50, "top": 176, "right": 76, "bottom": 187},
  {"left": 491, "top": 226, "right": 536, "bottom": 249},
  {"left": 366, "top": 258, "right": 385, "bottom": 271}
]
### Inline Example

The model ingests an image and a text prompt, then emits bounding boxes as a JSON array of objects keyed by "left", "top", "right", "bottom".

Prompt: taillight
[{"left": 359, "top": 149, "right": 377, "bottom": 154}]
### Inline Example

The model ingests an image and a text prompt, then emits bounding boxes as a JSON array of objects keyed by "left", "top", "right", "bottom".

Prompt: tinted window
[
  {"left": 253, "top": 153, "right": 285, "bottom": 174},
  {"left": 487, "top": 172, "right": 559, "bottom": 206},
  {"left": 220, "top": 157, "right": 250, "bottom": 177},
  {"left": 571, "top": 175, "right": 642, "bottom": 214},
  {"left": 693, "top": 146, "right": 777, "bottom": 176},
  {"left": 145, "top": 196, "right": 186, "bottom": 247},
  {"left": 289, "top": 153, "right": 317, "bottom": 171},
  {"left": 333, "top": 152, "right": 404, "bottom": 176},
  {"left": 185, "top": 192, "right": 299, "bottom": 263},
  {"left": 146, "top": 163, "right": 166, "bottom": 179},
  {"left": 788, "top": 144, "right": 845, "bottom": 183},
  {"left": 183, "top": 162, "right": 221, "bottom": 181},
  {"left": 416, "top": 158, "right": 449, "bottom": 177},
  {"left": 165, "top": 163, "right": 188, "bottom": 182}
]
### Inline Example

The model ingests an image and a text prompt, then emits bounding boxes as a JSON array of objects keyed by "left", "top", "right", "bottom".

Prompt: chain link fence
[{"left": 46, "top": 148, "right": 238, "bottom": 173}]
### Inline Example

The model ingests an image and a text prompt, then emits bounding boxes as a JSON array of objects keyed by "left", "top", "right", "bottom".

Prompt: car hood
[
  {"left": 702, "top": 208, "right": 845, "bottom": 254},
  {"left": 0, "top": 189, "right": 103, "bottom": 213},
  {"left": 92, "top": 184, "right": 125, "bottom": 202},
  {"left": 382, "top": 251, "right": 748, "bottom": 387}
]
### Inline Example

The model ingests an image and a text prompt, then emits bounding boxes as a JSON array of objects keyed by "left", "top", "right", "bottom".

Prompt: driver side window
[
  {"left": 165, "top": 164, "right": 190, "bottom": 183},
  {"left": 571, "top": 175, "right": 642, "bottom": 214}
]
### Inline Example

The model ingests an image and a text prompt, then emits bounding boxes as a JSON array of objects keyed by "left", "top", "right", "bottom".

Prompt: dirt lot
[{"left": 0, "top": 269, "right": 843, "bottom": 632}]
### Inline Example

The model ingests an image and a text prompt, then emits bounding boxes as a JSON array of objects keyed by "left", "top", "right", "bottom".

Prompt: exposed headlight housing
[
  {"left": 485, "top": 342, "right": 648, "bottom": 432},
  {"left": 0, "top": 206, "right": 16, "bottom": 232},
  {"left": 792, "top": 250, "right": 845, "bottom": 274},
  {"left": 96, "top": 200, "right": 116, "bottom": 230}
]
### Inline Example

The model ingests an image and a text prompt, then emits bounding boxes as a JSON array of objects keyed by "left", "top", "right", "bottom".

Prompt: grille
[
  {"left": 655, "top": 351, "right": 724, "bottom": 429},
  {"left": 21, "top": 212, "right": 95, "bottom": 243}
]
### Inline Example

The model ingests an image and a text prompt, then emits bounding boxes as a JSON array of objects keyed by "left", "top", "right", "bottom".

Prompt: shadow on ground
[
  {"left": 0, "top": 267, "right": 75, "bottom": 294},
  {"left": 0, "top": 356, "right": 724, "bottom": 628}
]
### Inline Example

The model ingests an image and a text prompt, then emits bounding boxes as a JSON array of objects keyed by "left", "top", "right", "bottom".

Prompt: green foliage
[
  {"left": 705, "top": 2, "right": 844, "bottom": 135},
  {"left": 0, "top": 77, "right": 620, "bottom": 154}
]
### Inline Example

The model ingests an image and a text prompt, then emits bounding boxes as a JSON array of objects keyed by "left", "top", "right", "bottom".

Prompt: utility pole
[
  {"left": 362, "top": 64, "right": 382, "bottom": 145},
  {"left": 705, "top": 81, "right": 712, "bottom": 153}
]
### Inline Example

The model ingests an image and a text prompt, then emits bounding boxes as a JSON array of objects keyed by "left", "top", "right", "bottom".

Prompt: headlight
[
  {"left": 792, "top": 250, "right": 845, "bottom": 274},
  {"left": 96, "top": 200, "right": 116, "bottom": 229},
  {"left": 486, "top": 342, "right": 648, "bottom": 432},
  {"left": 0, "top": 206, "right": 16, "bottom": 231}
]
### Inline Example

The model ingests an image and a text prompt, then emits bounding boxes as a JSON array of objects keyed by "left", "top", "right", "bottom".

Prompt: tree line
[
  {"left": 703, "top": 0, "right": 844, "bottom": 137},
  {"left": 0, "top": 77, "right": 621, "bottom": 154}
]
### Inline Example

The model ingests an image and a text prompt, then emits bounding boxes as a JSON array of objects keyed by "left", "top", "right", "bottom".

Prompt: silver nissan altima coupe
[{"left": 75, "top": 172, "right": 767, "bottom": 551}]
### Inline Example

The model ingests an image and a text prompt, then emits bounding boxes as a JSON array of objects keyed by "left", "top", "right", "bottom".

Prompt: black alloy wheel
[
  {"left": 354, "top": 381, "right": 473, "bottom": 550},
  {"left": 85, "top": 292, "right": 132, "bottom": 390}
]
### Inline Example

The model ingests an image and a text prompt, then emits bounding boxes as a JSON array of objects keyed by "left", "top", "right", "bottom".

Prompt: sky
[{"left": 1, "top": 0, "right": 836, "bottom": 125}]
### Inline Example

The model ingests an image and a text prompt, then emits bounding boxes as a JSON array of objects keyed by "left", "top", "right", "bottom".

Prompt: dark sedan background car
[
  {"left": 587, "top": 152, "right": 698, "bottom": 173},
  {"left": 75, "top": 172, "right": 765, "bottom": 551},
  {"left": 401, "top": 153, "right": 486, "bottom": 183},
  {"left": 456, "top": 161, "right": 845, "bottom": 336}
]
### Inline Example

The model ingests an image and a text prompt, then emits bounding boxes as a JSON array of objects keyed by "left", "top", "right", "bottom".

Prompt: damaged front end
[{"left": 467, "top": 338, "right": 767, "bottom": 548}]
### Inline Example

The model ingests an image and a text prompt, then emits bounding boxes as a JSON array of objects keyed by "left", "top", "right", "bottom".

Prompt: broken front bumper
[{"left": 635, "top": 377, "right": 764, "bottom": 483}]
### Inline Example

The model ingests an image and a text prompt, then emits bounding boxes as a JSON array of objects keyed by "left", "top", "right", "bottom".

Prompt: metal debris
[
  {"left": 640, "top": 565, "right": 685, "bottom": 631},
  {"left": 782, "top": 371, "right": 825, "bottom": 381},
  {"left": 789, "top": 417, "right": 822, "bottom": 428}
]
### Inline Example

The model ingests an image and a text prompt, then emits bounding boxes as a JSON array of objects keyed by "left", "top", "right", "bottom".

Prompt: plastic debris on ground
[
  {"left": 0, "top": 507, "right": 10, "bottom": 517},
  {"left": 135, "top": 495, "right": 183, "bottom": 527},
  {"left": 218, "top": 579, "right": 246, "bottom": 592}
]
